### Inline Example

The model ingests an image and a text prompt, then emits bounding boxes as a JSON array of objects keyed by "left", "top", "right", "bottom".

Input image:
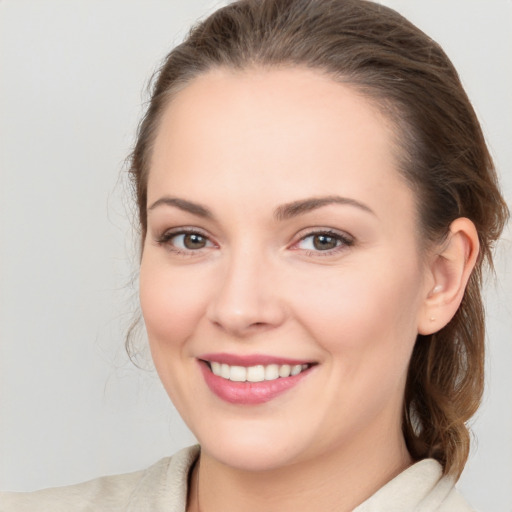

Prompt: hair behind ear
[{"left": 405, "top": 219, "right": 482, "bottom": 477}]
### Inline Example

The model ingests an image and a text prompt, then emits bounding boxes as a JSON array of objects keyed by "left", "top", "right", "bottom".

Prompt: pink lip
[{"left": 197, "top": 355, "right": 315, "bottom": 405}]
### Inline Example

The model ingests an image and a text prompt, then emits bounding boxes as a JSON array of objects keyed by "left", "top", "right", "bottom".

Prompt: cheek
[
  {"left": 290, "top": 260, "right": 423, "bottom": 363},
  {"left": 139, "top": 256, "right": 209, "bottom": 350}
]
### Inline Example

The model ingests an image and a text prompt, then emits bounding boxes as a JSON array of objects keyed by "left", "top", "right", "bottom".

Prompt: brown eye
[
  {"left": 182, "top": 233, "right": 208, "bottom": 249},
  {"left": 295, "top": 230, "right": 353, "bottom": 254},
  {"left": 157, "top": 231, "right": 214, "bottom": 252},
  {"left": 312, "top": 234, "right": 339, "bottom": 250}
]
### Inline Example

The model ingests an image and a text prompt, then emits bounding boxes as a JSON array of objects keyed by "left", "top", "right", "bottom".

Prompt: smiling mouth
[
  {"left": 198, "top": 356, "right": 316, "bottom": 404},
  {"left": 204, "top": 361, "right": 312, "bottom": 382}
]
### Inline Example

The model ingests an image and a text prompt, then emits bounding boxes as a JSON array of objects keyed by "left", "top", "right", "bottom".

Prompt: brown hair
[{"left": 128, "top": 0, "right": 509, "bottom": 477}]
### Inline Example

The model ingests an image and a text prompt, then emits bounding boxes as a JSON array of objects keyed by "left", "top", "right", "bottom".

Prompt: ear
[{"left": 418, "top": 218, "right": 480, "bottom": 335}]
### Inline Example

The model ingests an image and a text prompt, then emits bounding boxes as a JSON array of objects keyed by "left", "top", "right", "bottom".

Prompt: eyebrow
[
  {"left": 274, "top": 195, "right": 376, "bottom": 221},
  {"left": 148, "top": 197, "right": 213, "bottom": 218},
  {"left": 148, "top": 195, "right": 375, "bottom": 220}
]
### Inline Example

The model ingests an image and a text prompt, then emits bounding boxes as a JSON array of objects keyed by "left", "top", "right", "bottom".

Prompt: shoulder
[
  {"left": 436, "top": 486, "right": 475, "bottom": 512},
  {"left": 354, "top": 459, "right": 475, "bottom": 512},
  {"left": 0, "top": 445, "right": 199, "bottom": 512},
  {"left": 0, "top": 467, "right": 148, "bottom": 512}
]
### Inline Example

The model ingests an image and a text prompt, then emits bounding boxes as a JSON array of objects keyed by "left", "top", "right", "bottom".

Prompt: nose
[{"left": 206, "top": 247, "right": 287, "bottom": 337}]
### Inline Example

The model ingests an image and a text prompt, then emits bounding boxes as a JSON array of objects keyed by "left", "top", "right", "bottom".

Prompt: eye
[
  {"left": 156, "top": 229, "right": 215, "bottom": 253},
  {"left": 174, "top": 232, "right": 210, "bottom": 250},
  {"left": 294, "top": 230, "right": 353, "bottom": 253}
]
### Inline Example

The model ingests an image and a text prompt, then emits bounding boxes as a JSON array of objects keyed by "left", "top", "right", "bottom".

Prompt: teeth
[
  {"left": 221, "top": 363, "right": 230, "bottom": 379},
  {"left": 209, "top": 361, "right": 310, "bottom": 382},
  {"left": 230, "top": 366, "right": 247, "bottom": 382},
  {"left": 291, "top": 364, "right": 302, "bottom": 376},
  {"left": 246, "top": 365, "right": 265, "bottom": 382},
  {"left": 279, "top": 364, "right": 291, "bottom": 378},
  {"left": 211, "top": 361, "right": 221, "bottom": 375},
  {"left": 265, "top": 364, "right": 279, "bottom": 380}
]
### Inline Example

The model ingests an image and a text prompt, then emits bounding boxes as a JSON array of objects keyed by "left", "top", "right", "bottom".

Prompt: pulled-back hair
[{"left": 129, "top": 0, "right": 509, "bottom": 477}]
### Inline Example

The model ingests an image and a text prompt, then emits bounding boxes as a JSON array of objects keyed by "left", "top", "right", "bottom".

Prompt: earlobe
[{"left": 418, "top": 218, "right": 479, "bottom": 335}]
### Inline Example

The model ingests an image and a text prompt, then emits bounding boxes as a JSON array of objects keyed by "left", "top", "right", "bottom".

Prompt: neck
[{"left": 187, "top": 424, "right": 412, "bottom": 512}]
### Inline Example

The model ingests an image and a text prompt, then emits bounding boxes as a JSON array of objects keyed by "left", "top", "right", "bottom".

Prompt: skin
[{"left": 139, "top": 67, "right": 478, "bottom": 512}]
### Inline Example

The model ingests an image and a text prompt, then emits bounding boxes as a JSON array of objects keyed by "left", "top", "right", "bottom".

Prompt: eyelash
[
  {"left": 292, "top": 229, "right": 354, "bottom": 257},
  {"left": 155, "top": 228, "right": 354, "bottom": 257},
  {"left": 155, "top": 227, "right": 215, "bottom": 257}
]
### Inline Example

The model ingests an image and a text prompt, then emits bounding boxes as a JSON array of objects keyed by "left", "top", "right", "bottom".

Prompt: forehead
[{"left": 149, "top": 67, "right": 415, "bottom": 224}]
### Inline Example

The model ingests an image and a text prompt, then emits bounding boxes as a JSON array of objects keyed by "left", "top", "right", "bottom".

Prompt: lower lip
[{"left": 199, "top": 361, "right": 313, "bottom": 405}]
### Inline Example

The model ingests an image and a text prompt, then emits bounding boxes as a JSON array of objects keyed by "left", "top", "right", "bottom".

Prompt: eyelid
[
  {"left": 155, "top": 226, "right": 217, "bottom": 254},
  {"left": 153, "top": 225, "right": 354, "bottom": 257},
  {"left": 156, "top": 225, "right": 210, "bottom": 241},
  {"left": 290, "top": 228, "right": 355, "bottom": 253}
]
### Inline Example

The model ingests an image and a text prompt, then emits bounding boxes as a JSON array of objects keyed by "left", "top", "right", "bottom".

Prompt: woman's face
[{"left": 140, "top": 67, "right": 432, "bottom": 471}]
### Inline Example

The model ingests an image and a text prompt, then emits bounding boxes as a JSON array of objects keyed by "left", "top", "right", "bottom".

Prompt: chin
[
  {"left": 196, "top": 422, "right": 312, "bottom": 472},
  {"left": 203, "top": 440, "right": 299, "bottom": 472}
]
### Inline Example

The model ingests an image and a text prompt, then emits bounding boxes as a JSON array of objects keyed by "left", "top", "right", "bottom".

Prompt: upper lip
[{"left": 198, "top": 352, "right": 315, "bottom": 366}]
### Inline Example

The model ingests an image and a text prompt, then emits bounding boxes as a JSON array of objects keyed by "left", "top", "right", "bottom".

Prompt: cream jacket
[{"left": 0, "top": 445, "right": 474, "bottom": 511}]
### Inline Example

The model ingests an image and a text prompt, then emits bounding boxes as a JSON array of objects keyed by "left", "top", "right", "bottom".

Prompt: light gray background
[{"left": 1, "top": 1, "right": 511, "bottom": 510}]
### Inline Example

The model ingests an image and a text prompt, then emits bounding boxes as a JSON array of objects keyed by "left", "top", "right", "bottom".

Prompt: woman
[{"left": 1, "top": 0, "right": 508, "bottom": 510}]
